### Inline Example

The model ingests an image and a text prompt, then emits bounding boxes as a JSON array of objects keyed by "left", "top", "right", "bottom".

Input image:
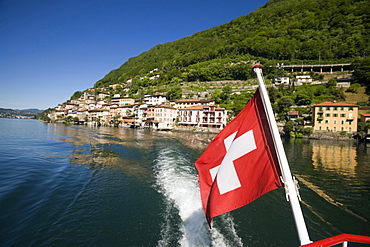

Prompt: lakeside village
[{"left": 44, "top": 72, "right": 370, "bottom": 142}]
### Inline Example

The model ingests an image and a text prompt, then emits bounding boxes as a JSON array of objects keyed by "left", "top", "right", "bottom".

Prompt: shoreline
[{"left": 37, "top": 119, "right": 365, "bottom": 143}]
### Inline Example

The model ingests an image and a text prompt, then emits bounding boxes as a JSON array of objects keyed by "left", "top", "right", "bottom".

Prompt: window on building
[
  {"left": 326, "top": 113, "right": 330, "bottom": 117},
  {"left": 349, "top": 107, "right": 353, "bottom": 111},
  {"left": 334, "top": 120, "right": 337, "bottom": 124},
  {"left": 326, "top": 107, "right": 330, "bottom": 110},
  {"left": 333, "top": 114, "right": 338, "bottom": 117},
  {"left": 341, "top": 114, "right": 345, "bottom": 117},
  {"left": 325, "top": 120, "right": 329, "bottom": 124},
  {"left": 334, "top": 107, "right": 337, "bottom": 110}
]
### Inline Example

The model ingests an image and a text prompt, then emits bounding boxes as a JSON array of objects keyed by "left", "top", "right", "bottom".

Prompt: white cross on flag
[{"left": 195, "top": 88, "right": 283, "bottom": 224}]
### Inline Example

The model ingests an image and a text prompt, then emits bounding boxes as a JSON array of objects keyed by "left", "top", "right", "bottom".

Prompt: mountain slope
[{"left": 95, "top": 0, "right": 370, "bottom": 87}]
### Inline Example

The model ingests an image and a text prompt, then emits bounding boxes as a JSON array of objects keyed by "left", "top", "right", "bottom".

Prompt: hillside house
[
  {"left": 272, "top": 77, "right": 290, "bottom": 85},
  {"left": 360, "top": 113, "right": 370, "bottom": 123},
  {"left": 97, "top": 92, "right": 110, "bottom": 100},
  {"left": 111, "top": 96, "right": 136, "bottom": 106},
  {"left": 295, "top": 75, "right": 312, "bottom": 85},
  {"left": 144, "top": 94, "right": 167, "bottom": 105},
  {"left": 287, "top": 111, "right": 299, "bottom": 121}
]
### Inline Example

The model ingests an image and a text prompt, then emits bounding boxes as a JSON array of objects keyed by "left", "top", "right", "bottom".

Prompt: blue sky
[{"left": 0, "top": 0, "right": 268, "bottom": 110}]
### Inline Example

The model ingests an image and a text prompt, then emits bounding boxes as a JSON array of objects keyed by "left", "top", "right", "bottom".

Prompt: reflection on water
[
  {"left": 47, "top": 124, "right": 157, "bottom": 183},
  {"left": 283, "top": 138, "right": 370, "bottom": 240},
  {"left": 311, "top": 141, "right": 357, "bottom": 176},
  {"left": 1, "top": 119, "right": 370, "bottom": 246},
  {"left": 47, "top": 124, "right": 217, "bottom": 185}
]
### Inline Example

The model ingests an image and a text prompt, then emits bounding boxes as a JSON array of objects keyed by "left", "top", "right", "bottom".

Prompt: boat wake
[{"left": 153, "top": 146, "right": 243, "bottom": 247}]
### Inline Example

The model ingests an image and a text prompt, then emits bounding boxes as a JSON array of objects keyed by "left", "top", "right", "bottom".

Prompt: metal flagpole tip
[{"left": 252, "top": 64, "right": 263, "bottom": 70}]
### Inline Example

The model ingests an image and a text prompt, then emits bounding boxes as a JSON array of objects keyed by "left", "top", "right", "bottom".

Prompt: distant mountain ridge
[
  {"left": 14, "top": 108, "right": 44, "bottom": 113},
  {"left": 95, "top": 0, "right": 370, "bottom": 88},
  {"left": 0, "top": 108, "right": 43, "bottom": 118}
]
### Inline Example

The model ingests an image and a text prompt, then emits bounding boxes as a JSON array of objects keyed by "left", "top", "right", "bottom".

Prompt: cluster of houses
[
  {"left": 47, "top": 91, "right": 228, "bottom": 130},
  {"left": 47, "top": 88, "right": 370, "bottom": 135}
]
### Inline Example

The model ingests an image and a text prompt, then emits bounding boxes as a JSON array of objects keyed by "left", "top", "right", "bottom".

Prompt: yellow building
[{"left": 313, "top": 101, "right": 358, "bottom": 133}]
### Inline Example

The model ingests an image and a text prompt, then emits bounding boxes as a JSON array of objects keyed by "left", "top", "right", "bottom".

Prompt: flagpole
[{"left": 253, "top": 65, "right": 312, "bottom": 246}]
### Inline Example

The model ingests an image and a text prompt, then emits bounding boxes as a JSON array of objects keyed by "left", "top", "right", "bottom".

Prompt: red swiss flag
[{"left": 195, "top": 88, "right": 283, "bottom": 224}]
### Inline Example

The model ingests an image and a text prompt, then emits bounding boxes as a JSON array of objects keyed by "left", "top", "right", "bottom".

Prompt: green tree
[
  {"left": 277, "top": 97, "right": 292, "bottom": 113},
  {"left": 166, "top": 85, "right": 182, "bottom": 100},
  {"left": 70, "top": 91, "right": 83, "bottom": 100},
  {"left": 302, "top": 127, "right": 313, "bottom": 136},
  {"left": 37, "top": 108, "right": 52, "bottom": 122},
  {"left": 352, "top": 58, "right": 370, "bottom": 94},
  {"left": 358, "top": 121, "right": 370, "bottom": 133},
  {"left": 64, "top": 116, "right": 73, "bottom": 124},
  {"left": 295, "top": 92, "right": 312, "bottom": 105},
  {"left": 267, "top": 86, "right": 278, "bottom": 103},
  {"left": 326, "top": 79, "right": 337, "bottom": 88},
  {"left": 211, "top": 89, "right": 222, "bottom": 104},
  {"left": 346, "top": 83, "right": 361, "bottom": 94},
  {"left": 220, "top": 85, "right": 232, "bottom": 102},
  {"left": 283, "top": 121, "right": 295, "bottom": 135},
  {"left": 231, "top": 91, "right": 253, "bottom": 115}
]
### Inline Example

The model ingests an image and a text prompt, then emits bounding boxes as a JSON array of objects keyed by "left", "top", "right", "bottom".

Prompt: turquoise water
[{"left": 0, "top": 118, "right": 369, "bottom": 246}]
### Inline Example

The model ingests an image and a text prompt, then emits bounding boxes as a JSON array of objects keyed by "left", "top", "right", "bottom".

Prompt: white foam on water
[
  {"left": 154, "top": 147, "right": 243, "bottom": 247},
  {"left": 211, "top": 214, "right": 244, "bottom": 247}
]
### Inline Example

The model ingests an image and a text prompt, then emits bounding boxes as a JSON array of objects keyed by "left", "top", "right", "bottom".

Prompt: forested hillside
[{"left": 95, "top": 0, "right": 370, "bottom": 88}]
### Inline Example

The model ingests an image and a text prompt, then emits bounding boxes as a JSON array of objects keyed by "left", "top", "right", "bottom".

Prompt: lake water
[{"left": 0, "top": 118, "right": 369, "bottom": 247}]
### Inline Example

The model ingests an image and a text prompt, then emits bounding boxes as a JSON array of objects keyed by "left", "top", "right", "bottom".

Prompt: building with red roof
[
  {"left": 313, "top": 101, "right": 358, "bottom": 133},
  {"left": 178, "top": 105, "right": 227, "bottom": 129}
]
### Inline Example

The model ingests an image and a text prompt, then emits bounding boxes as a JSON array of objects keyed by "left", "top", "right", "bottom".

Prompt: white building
[
  {"left": 154, "top": 105, "right": 177, "bottom": 129},
  {"left": 88, "top": 108, "right": 110, "bottom": 124},
  {"left": 172, "top": 99, "right": 215, "bottom": 109},
  {"left": 272, "top": 77, "right": 290, "bottom": 85},
  {"left": 178, "top": 105, "right": 227, "bottom": 129},
  {"left": 144, "top": 94, "right": 167, "bottom": 105},
  {"left": 296, "top": 75, "right": 312, "bottom": 85},
  {"left": 136, "top": 104, "right": 148, "bottom": 127}
]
